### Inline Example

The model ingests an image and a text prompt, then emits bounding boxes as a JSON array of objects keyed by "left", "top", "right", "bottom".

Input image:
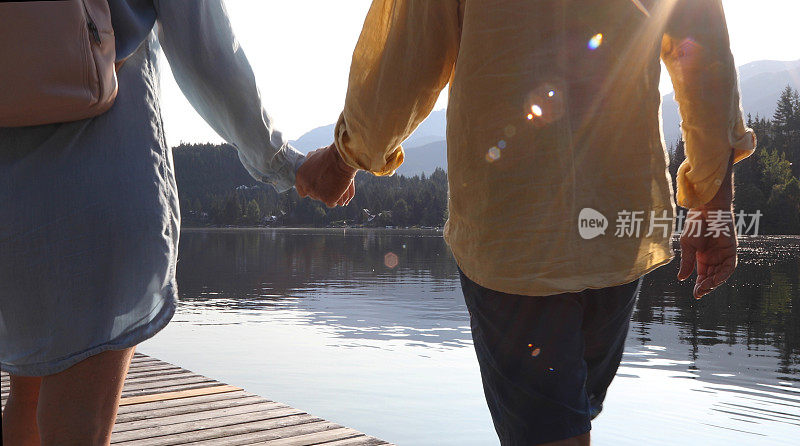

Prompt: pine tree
[
  {"left": 223, "top": 195, "right": 242, "bottom": 225},
  {"left": 773, "top": 86, "right": 795, "bottom": 132},
  {"left": 243, "top": 199, "right": 261, "bottom": 226},
  {"left": 773, "top": 86, "right": 800, "bottom": 175}
]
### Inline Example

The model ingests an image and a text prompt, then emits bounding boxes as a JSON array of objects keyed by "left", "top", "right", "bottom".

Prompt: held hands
[
  {"left": 295, "top": 143, "right": 357, "bottom": 208},
  {"left": 677, "top": 158, "right": 736, "bottom": 299}
]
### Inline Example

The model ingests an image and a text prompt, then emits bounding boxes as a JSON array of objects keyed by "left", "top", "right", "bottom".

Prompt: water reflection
[
  {"left": 631, "top": 237, "right": 800, "bottom": 385},
  {"left": 156, "top": 229, "right": 800, "bottom": 444},
  {"left": 176, "top": 229, "right": 467, "bottom": 349}
]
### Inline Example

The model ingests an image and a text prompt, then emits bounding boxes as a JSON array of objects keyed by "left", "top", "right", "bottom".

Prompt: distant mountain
[
  {"left": 292, "top": 59, "right": 799, "bottom": 174},
  {"left": 396, "top": 140, "right": 447, "bottom": 177},
  {"left": 662, "top": 59, "right": 800, "bottom": 148},
  {"left": 290, "top": 110, "right": 448, "bottom": 155},
  {"left": 737, "top": 59, "right": 800, "bottom": 81},
  {"left": 404, "top": 109, "right": 447, "bottom": 148},
  {"left": 289, "top": 123, "right": 335, "bottom": 153}
]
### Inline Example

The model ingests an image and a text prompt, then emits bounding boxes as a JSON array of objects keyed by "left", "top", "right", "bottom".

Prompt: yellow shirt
[{"left": 334, "top": 0, "right": 756, "bottom": 296}]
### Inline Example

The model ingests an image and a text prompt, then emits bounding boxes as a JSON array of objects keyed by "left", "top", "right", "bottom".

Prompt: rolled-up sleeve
[
  {"left": 661, "top": 0, "right": 756, "bottom": 209},
  {"left": 154, "top": 0, "right": 303, "bottom": 192},
  {"left": 334, "top": 0, "right": 462, "bottom": 175}
]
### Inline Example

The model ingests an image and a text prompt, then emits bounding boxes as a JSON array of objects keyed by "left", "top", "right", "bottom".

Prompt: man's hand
[
  {"left": 677, "top": 157, "right": 736, "bottom": 299},
  {"left": 295, "top": 144, "right": 357, "bottom": 208},
  {"left": 677, "top": 207, "right": 737, "bottom": 299}
]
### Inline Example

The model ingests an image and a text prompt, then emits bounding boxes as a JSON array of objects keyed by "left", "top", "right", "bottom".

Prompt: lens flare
[
  {"left": 630, "top": 0, "right": 650, "bottom": 17},
  {"left": 486, "top": 146, "right": 501, "bottom": 162},
  {"left": 384, "top": 252, "right": 399, "bottom": 269},
  {"left": 497, "top": 140, "right": 507, "bottom": 149},
  {"left": 588, "top": 33, "right": 603, "bottom": 50},
  {"left": 531, "top": 104, "right": 543, "bottom": 117}
]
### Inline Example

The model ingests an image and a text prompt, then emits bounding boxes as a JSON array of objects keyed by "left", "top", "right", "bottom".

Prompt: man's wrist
[
  {"left": 695, "top": 154, "right": 734, "bottom": 211},
  {"left": 330, "top": 143, "right": 358, "bottom": 177}
]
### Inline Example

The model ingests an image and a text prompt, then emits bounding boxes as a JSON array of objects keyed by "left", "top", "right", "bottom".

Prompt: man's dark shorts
[{"left": 459, "top": 270, "right": 642, "bottom": 445}]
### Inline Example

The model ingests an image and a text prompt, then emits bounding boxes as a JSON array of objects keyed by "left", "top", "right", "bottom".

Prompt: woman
[{"left": 0, "top": 1, "right": 305, "bottom": 444}]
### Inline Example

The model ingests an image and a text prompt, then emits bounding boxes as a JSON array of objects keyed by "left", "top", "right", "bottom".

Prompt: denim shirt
[
  {"left": 108, "top": 0, "right": 157, "bottom": 62},
  {"left": 111, "top": 0, "right": 304, "bottom": 192}
]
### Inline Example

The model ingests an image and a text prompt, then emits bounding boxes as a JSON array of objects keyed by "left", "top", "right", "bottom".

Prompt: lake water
[{"left": 139, "top": 229, "right": 800, "bottom": 445}]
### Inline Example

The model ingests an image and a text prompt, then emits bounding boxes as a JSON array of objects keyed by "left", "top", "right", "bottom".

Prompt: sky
[{"left": 159, "top": 0, "right": 800, "bottom": 147}]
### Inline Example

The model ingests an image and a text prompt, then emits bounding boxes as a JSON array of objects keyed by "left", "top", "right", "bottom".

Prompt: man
[{"left": 296, "top": 0, "right": 755, "bottom": 444}]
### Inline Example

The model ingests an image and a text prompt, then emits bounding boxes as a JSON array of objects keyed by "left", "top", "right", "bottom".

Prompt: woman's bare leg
[
  {"left": 3, "top": 375, "right": 43, "bottom": 446},
  {"left": 36, "top": 346, "right": 136, "bottom": 446}
]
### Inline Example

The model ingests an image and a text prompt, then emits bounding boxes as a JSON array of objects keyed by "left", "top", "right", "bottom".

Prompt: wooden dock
[{"left": 1, "top": 352, "right": 392, "bottom": 445}]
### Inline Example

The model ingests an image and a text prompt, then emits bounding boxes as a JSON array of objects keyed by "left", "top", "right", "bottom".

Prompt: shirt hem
[
  {"left": 455, "top": 253, "right": 674, "bottom": 297},
  {"left": 0, "top": 285, "right": 177, "bottom": 377}
]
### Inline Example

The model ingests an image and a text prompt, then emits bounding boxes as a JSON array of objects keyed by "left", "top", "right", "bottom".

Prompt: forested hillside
[{"left": 173, "top": 144, "right": 447, "bottom": 227}]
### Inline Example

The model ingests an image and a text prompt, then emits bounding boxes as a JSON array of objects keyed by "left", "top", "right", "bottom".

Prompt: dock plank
[
  {"left": 116, "top": 391, "right": 255, "bottom": 415},
  {"left": 261, "top": 427, "right": 367, "bottom": 445},
  {"left": 1, "top": 354, "right": 392, "bottom": 445},
  {"left": 317, "top": 437, "right": 391, "bottom": 446},
  {"left": 123, "top": 371, "right": 199, "bottom": 385},
  {"left": 116, "top": 395, "right": 267, "bottom": 421},
  {"left": 110, "top": 407, "right": 307, "bottom": 442},
  {"left": 121, "top": 369, "right": 188, "bottom": 380},
  {"left": 119, "top": 384, "right": 241, "bottom": 404},
  {"left": 112, "top": 414, "right": 325, "bottom": 445},
  {"left": 113, "top": 401, "right": 290, "bottom": 433},
  {"left": 203, "top": 427, "right": 370, "bottom": 446},
  {"left": 121, "top": 375, "right": 218, "bottom": 392}
]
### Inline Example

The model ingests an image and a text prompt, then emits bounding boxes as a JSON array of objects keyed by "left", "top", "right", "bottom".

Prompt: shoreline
[
  {"left": 181, "top": 226, "right": 445, "bottom": 234},
  {"left": 180, "top": 227, "right": 800, "bottom": 239}
]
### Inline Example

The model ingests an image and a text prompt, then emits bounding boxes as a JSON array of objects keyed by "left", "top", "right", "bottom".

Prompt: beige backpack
[{"left": 0, "top": 0, "right": 118, "bottom": 128}]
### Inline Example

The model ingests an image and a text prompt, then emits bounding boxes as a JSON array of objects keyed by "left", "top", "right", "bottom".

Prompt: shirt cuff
[
  {"left": 333, "top": 112, "right": 405, "bottom": 176},
  {"left": 240, "top": 143, "right": 305, "bottom": 193},
  {"left": 676, "top": 124, "right": 756, "bottom": 208}
]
